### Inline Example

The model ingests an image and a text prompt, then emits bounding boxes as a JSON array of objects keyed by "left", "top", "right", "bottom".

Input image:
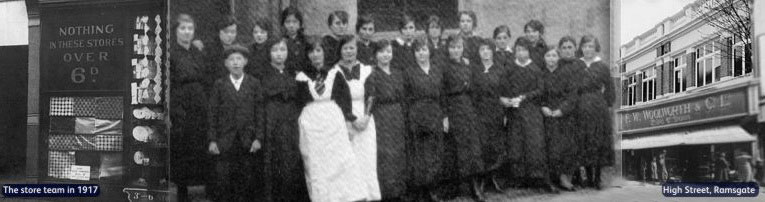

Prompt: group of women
[{"left": 169, "top": 6, "right": 615, "bottom": 202}]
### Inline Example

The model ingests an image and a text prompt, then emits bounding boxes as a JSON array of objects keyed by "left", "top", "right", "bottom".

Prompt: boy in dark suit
[{"left": 207, "top": 45, "right": 265, "bottom": 202}]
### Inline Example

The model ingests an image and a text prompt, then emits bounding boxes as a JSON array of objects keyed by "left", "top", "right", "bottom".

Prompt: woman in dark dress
[
  {"left": 501, "top": 37, "right": 553, "bottom": 191},
  {"left": 356, "top": 14, "right": 377, "bottom": 65},
  {"left": 523, "top": 20, "right": 549, "bottom": 71},
  {"left": 443, "top": 35, "right": 485, "bottom": 200},
  {"left": 493, "top": 25, "right": 514, "bottom": 67},
  {"left": 281, "top": 6, "right": 309, "bottom": 74},
  {"left": 540, "top": 47, "right": 582, "bottom": 191},
  {"left": 204, "top": 16, "right": 241, "bottom": 89},
  {"left": 557, "top": 36, "right": 590, "bottom": 187},
  {"left": 391, "top": 13, "right": 417, "bottom": 71},
  {"left": 458, "top": 11, "right": 481, "bottom": 65},
  {"left": 470, "top": 38, "right": 508, "bottom": 193},
  {"left": 258, "top": 38, "right": 309, "bottom": 201},
  {"left": 247, "top": 18, "right": 272, "bottom": 77},
  {"left": 364, "top": 39, "right": 408, "bottom": 201},
  {"left": 576, "top": 35, "right": 615, "bottom": 189},
  {"left": 323, "top": 10, "right": 349, "bottom": 67},
  {"left": 404, "top": 39, "right": 448, "bottom": 201},
  {"left": 168, "top": 14, "right": 209, "bottom": 202},
  {"left": 426, "top": 15, "right": 448, "bottom": 63}
]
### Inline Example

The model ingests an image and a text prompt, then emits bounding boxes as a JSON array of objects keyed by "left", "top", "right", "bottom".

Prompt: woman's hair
[
  {"left": 514, "top": 37, "right": 533, "bottom": 52},
  {"left": 493, "top": 25, "right": 511, "bottom": 39},
  {"left": 253, "top": 17, "right": 272, "bottom": 35},
  {"left": 425, "top": 15, "right": 443, "bottom": 34},
  {"left": 266, "top": 37, "right": 288, "bottom": 62},
  {"left": 327, "top": 10, "right": 349, "bottom": 26},
  {"left": 558, "top": 36, "right": 577, "bottom": 48},
  {"left": 217, "top": 16, "right": 238, "bottom": 31},
  {"left": 280, "top": 6, "right": 305, "bottom": 39},
  {"left": 373, "top": 39, "right": 392, "bottom": 54},
  {"left": 304, "top": 35, "right": 325, "bottom": 56},
  {"left": 477, "top": 38, "right": 496, "bottom": 52},
  {"left": 412, "top": 38, "right": 429, "bottom": 52},
  {"left": 172, "top": 13, "right": 195, "bottom": 33},
  {"left": 524, "top": 19, "right": 545, "bottom": 35},
  {"left": 336, "top": 35, "right": 356, "bottom": 57},
  {"left": 356, "top": 14, "right": 375, "bottom": 32},
  {"left": 223, "top": 44, "right": 251, "bottom": 60},
  {"left": 446, "top": 34, "right": 464, "bottom": 48},
  {"left": 398, "top": 13, "right": 416, "bottom": 31},
  {"left": 458, "top": 11, "right": 478, "bottom": 29},
  {"left": 578, "top": 34, "right": 601, "bottom": 53}
]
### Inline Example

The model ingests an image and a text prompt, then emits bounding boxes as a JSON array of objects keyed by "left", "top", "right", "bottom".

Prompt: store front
[
  {"left": 36, "top": 0, "right": 169, "bottom": 200},
  {"left": 618, "top": 79, "right": 760, "bottom": 182}
]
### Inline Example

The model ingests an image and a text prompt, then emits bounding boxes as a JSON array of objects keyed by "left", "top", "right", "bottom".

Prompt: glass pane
[
  {"left": 705, "top": 58, "right": 713, "bottom": 84},
  {"left": 697, "top": 64, "right": 704, "bottom": 87},
  {"left": 705, "top": 43, "right": 713, "bottom": 54}
]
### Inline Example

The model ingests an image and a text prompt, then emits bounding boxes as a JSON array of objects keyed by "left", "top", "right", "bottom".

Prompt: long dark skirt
[
  {"left": 375, "top": 103, "right": 408, "bottom": 199},
  {"left": 545, "top": 116, "right": 579, "bottom": 174},
  {"left": 408, "top": 125, "right": 445, "bottom": 188},
  {"left": 263, "top": 103, "right": 309, "bottom": 202},
  {"left": 577, "top": 98, "right": 614, "bottom": 167},
  {"left": 445, "top": 95, "right": 484, "bottom": 179},
  {"left": 505, "top": 104, "right": 547, "bottom": 179}
]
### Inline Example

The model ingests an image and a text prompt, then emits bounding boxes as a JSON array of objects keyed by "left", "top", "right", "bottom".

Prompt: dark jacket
[{"left": 207, "top": 74, "right": 266, "bottom": 154}]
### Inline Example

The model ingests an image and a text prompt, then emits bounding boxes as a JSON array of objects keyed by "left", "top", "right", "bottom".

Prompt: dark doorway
[{"left": 0, "top": 45, "right": 29, "bottom": 177}]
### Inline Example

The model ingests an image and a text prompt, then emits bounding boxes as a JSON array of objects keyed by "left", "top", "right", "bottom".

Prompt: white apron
[
  {"left": 337, "top": 63, "right": 382, "bottom": 201},
  {"left": 297, "top": 68, "right": 367, "bottom": 202}
]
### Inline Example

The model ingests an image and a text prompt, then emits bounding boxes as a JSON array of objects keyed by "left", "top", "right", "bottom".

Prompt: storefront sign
[
  {"left": 41, "top": 8, "right": 129, "bottom": 91},
  {"left": 619, "top": 88, "right": 749, "bottom": 132}
]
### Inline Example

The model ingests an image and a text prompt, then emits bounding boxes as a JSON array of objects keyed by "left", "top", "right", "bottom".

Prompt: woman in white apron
[
  {"left": 334, "top": 35, "right": 382, "bottom": 201},
  {"left": 296, "top": 38, "right": 367, "bottom": 202}
]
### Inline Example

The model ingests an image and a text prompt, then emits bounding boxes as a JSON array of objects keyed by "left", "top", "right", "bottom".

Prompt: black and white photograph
[{"left": 0, "top": 0, "right": 763, "bottom": 201}]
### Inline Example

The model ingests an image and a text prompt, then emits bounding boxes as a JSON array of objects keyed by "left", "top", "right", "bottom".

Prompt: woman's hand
[
  {"left": 552, "top": 109, "right": 563, "bottom": 117},
  {"left": 500, "top": 97, "right": 513, "bottom": 108},
  {"left": 249, "top": 140, "right": 262, "bottom": 153},
  {"left": 208, "top": 142, "right": 220, "bottom": 155},
  {"left": 541, "top": 107, "right": 553, "bottom": 117},
  {"left": 353, "top": 116, "right": 370, "bottom": 131},
  {"left": 443, "top": 117, "right": 449, "bottom": 133}
]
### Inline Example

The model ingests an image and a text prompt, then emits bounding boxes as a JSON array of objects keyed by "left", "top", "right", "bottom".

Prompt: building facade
[{"left": 617, "top": 1, "right": 760, "bottom": 182}]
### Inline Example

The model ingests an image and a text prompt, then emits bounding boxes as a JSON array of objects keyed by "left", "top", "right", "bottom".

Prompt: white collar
[
  {"left": 395, "top": 38, "right": 411, "bottom": 46},
  {"left": 515, "top": 58, "right": 532, "bottom": 67},
  {"left": 230, "top": 74, "right": 244, "bottom": 91},
  {"left": 581, "top": 56, "right": 602, "bottom": 68}
]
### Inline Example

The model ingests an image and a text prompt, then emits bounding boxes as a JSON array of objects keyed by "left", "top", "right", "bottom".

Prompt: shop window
[
  {"left": 731, "top": 37, "right": 752, "bottom": 77},
  {"left": 695, "top": 40, "right": 720, "bottom": 87},
  {"left": 358, "top": 0, "right": 459, "bottom": 32},
  {"left": 642, "top": 67, "right": 656, "bottom": 102},
  {"left": 673, "top": 53, "right": 686, "bottom": 93},
  {"left": 625, "top": 74, "right": 637, "bottom": 106}
]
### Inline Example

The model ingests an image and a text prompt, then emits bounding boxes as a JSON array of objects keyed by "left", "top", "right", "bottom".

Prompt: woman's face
[
  {"left": 270, "top": 41, "right": 288, "bottom": 65},
  {"left": 284, "top": 15, "right": 301, "bottom": 37},
  {"left": 341, "top": 41, "right": 358, "bottom": 63},
  {"left": 415, "top": 46, "right": 430, "bottom": 63},
  {"left": 495, "top": 32, "right": 511, "bottom": 49},
  {"left": 308, "top": 46, "right": 324, "bottom": 68},
  {"left": 525, "top": 26, "right": 541, "bottom": 43},
  {"left": 560, "top": 41, "right": 577, "bottom": 59},
  {"left": 448, "top": 41, "right": 464, "bottom": 61},
  {"left": 544, "top": 49, "right": 560, "bottom": 68},
  {"left": 358, "top": 23, "right": 375, "bottom": 41},
  {"left": 459, "top": 14, "right": 474, "bottom": 33},
  {"left": 515, "top": 46, "right": 530, "bottom": 61},
  {"left": 252, "top": 25, "right": 268, "bottom": 44},
  {"left": 428, "top": 23, "right": 442, "bottom": 39},
  {"left": 376, "top": 45, "right": 393, "bottom": 66},
  {"left": 479, "top": 45, "right": 493, "bottom": 61},
  {"left": 582, "top": 41, "right": 598, "bottom": 59},
  {"left": 176, "top": 22, "right": 195, "bottom": 44},
  {"left": 330, "top": 16, "right": 347, "bottom": 36},
  {"left": 225, "top": 52, "right": 247, "bottom": 76},
  {"left": 219, "top": 24, "right": 237, "bottom": 45},
  {"left": 401, "top": 22, "right": 416, "bottom": 40}
]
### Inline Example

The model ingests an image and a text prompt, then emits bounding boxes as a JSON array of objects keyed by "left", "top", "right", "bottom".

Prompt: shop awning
[{"left": 621, "top": 126, "right": 756, "bottom": 150}]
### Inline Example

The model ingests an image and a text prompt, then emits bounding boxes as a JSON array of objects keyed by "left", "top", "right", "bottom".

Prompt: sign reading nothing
[
  {"left": 618, "top": 88, "right": 749, "bottom": 132},
  {"left": 41, "top": 7, "right": 129, "bottom": 92}
]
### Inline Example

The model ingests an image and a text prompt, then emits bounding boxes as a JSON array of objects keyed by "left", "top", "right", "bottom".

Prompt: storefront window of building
[
  {"left": 673, "top": 53, "right": 686, "bottom": 93},
  {"left": 358, "top": 0, "right": 458, "bottom": 32},
  {"left": 642, "top": 67, "right": 656, "bottom": 102},
  {"left": 731, "top": 37, "right": 752, "bottom": 77},
  {"left": 695, "top": 40, "right": 720, "bottom": 87}
]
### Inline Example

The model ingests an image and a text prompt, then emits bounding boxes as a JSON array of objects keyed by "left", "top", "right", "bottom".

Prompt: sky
[{"left": 620, "top": 0, "right": 697, "bottom": 45}]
